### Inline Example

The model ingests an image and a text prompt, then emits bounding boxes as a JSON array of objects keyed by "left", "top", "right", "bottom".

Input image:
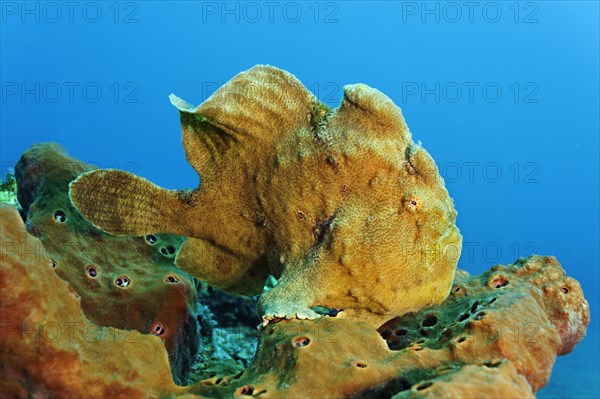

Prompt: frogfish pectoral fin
[
  {"left": 69, "top": 169, "right": 191, "bottom": 236},
  {"left": 175, "top": 237, "right": 268, "bottom": 296}
]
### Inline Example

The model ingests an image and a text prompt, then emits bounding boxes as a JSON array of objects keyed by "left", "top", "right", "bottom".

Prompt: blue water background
[{"left": 1, "top": 1, "right": 598, "bottom": 397}]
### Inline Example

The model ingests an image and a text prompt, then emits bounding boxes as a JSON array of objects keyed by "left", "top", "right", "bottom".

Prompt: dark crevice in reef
[
  {"left": 351, "top": 367, "right": 447, "bottom": 399},
  {"left": 351, "top": 377, "right": 412, "bottom": 399},
  {"left": 378, "top": 295, "right": 499, "bottom": 352},
  {"left": 190, "top": 283, "right": 259, "bottom": 384}
]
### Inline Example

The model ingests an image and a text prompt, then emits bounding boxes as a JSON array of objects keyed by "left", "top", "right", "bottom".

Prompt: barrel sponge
[
  {"left": 0, "top": 204, "right": 183, "bottom": 398},
  {"left": 15, "top": 143, "right": 200, "bottom": 384},
  {"left": 184, "top": 256, "right": 589, "bottom": 398}
]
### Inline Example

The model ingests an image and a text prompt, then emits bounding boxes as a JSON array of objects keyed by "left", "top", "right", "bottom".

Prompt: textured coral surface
[
  {"left": 69, "top": 65, "right": 462, "bottom": 327},
  {"left": 182, "top": 256, "right": 588, "bottom": 398},
  {"left": 0, "top": 205, "right": 186, "bottom": 399},
  {"left": 14, "top": 143, "right": 200, "bottom": 383},
  {"left": 0, "top": 203, "right": 589, "bottom": 398}
]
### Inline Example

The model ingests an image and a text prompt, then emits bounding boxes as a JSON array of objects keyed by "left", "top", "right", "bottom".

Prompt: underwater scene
[{"left": 0, "top": 2, "right": 598, "bottom": 398}]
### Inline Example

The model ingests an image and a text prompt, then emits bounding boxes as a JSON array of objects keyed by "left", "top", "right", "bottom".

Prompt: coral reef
[
  {"left": 0, "top": 204, "right": 185, "bottom": 398},
  {"left": 1, "top": 67, "right": 590, "bottom": 397},
  {"left": 0, "top": 172, "right": 19, "bottom": 206},
  {"left": 2, "top": 206, "right": 587, "bottom": 398},
  {"left": 183, "top": 256, "right": 588, "bottom": 398},
  {"left": 69, "top": 65, "right": 462, "bottom": 328},
  {"left": 14, "top": 143, "right": 201, "bottom": 384}
]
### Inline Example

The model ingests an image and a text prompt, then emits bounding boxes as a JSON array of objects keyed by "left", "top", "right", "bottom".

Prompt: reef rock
[
  {"left": 69, "top": 65, "right": 462, "bottom": 327},
  {"left": 14, "top": 143, "right": 200, "bottom": 384},
  {"left": 0, "top": 204, "right": 187, "bottom": 398},
  {"left": 184, "top": 256, "right": 589, "bottom": 398},
  {"left": 0, "top": 201, "right": 588, "bottom": 397}
]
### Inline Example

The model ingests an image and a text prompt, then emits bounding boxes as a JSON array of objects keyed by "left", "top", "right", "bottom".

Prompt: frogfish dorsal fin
[{"left": 171, "top": 65, "right": 317, "bottom": 181}]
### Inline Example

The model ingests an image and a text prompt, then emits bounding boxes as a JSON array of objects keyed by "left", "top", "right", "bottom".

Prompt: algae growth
[{"left": 0, "top": 172, "right": 18, "bottom": 206}]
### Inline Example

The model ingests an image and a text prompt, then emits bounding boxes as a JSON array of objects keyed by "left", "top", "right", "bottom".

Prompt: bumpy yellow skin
[{"left": 69, "top": 65, "right": 462, "bottom": 327}]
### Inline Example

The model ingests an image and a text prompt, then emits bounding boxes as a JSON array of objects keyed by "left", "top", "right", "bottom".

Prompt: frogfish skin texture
[{"left": 69, "top": 65, "right": 462, "bottom": 327}]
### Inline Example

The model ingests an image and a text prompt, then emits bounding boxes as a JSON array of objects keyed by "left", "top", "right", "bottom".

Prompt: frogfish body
[{"left": 69, "top": 65, "right": 462, "bottom": 327}]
